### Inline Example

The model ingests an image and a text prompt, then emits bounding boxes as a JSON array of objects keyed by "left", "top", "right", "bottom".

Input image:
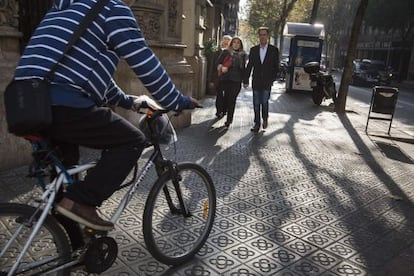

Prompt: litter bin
[{"left": 365, "top": 86, "right": 399, "bottom": 134}]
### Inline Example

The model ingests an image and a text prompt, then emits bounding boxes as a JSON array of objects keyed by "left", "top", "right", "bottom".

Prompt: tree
[
  {"left": 335, "top": 0, "right": 370, "bottom": 113},
  {"left": 316, "top": 0, "right": 359, "bottom": 69},
  {"left": 247, "top": 0, "right": 299, "bottom": 48}
]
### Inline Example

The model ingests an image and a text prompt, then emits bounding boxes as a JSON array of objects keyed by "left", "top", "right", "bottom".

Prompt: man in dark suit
[{"left": 243, "top": 27, "right": 279, "bottom": 132}]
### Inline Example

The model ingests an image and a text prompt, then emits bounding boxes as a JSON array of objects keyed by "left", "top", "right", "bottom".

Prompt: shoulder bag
[{"left": 4, "top": 0, "right": 108, "bottom": 136}]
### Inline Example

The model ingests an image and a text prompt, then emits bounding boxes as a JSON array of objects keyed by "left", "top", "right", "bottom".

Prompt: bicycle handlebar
[{"left": 137, "top": 95, "right": 202, "bottom": 118}]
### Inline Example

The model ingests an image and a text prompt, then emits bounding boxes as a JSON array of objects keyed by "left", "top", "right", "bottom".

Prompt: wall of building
[
  {"left": 182, "top": 0, "right": 209, "bottom": 100},
  {"left": 0, "top": 2, "right": 33, "bottom": 170},
  {"left": 335, "top": 26, "right": 413, "bottom": 81},
  {"left": 0, "top": 0, "right": 195, "bottom": 170}
]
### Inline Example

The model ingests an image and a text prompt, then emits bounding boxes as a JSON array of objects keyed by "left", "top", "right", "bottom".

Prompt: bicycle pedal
[{"left": 84, "top": 237, "right": 118, "bottom": 273}]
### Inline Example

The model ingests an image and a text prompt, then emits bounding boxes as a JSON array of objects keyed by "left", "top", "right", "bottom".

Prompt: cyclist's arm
[
  {"left": 106, "top": 3, "right": 191, "bottom": 111},
  {"left": 104, "top": 79, "right": 135, "bottom": 109}
]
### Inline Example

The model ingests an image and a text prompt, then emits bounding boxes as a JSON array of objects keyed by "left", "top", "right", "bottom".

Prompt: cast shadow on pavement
[
  {"left": 245, "top": 89, "right": 414, "bottom": 275},
  {"left": 164, "top": 90, "right": 414, "bottom": 275},
  {"left": 338, "top": 113, "right": 414, "bottom": 274},
  {"left": 374, "top": 140, "right": 414, "bottom": 164}
]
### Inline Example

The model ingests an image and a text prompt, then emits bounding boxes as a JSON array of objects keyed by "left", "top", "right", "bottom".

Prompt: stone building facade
[
  {"left": 0, "top": 0, "right": 239, "bottom": 170},
  {"left": 0, "top": 0, "right": 29, "bottom": 169}
]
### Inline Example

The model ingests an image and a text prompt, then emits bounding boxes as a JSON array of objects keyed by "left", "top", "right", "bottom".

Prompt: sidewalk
[
  {"left": 399, "top": 80, "right": 414, "bottom": 92},
  {"left": 1, "top": 81, "right": 414, "bottom": 275}
]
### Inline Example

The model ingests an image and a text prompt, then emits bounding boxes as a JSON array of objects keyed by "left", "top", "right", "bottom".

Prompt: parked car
[{"left": 351, "top": 59, "right": 393, "bottom": 86}]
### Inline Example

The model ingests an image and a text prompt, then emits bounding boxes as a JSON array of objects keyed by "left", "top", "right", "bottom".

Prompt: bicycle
[{"left": 0, "top": 99, "right": 216, "bottom": 275}]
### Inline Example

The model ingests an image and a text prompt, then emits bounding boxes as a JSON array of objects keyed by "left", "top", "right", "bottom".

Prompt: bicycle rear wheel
[
  {"left": 0, "top": 203, "right": 71, "bottom": 276},
  {"left": 143, "top": 162, "right": 216, "bottom": 266}
]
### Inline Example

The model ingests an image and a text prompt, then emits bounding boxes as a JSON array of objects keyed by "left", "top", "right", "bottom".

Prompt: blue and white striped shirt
[{"left": 14, "top": 0, "right": 191, "bottom": 110}]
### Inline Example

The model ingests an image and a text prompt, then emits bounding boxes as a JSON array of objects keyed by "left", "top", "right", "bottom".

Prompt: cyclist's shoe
[{"left": 56, "top": 198, "right": 114, "bottom": 231}]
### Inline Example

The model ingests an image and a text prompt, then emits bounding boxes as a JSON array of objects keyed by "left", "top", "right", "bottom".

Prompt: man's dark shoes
[
  {"left": 56, "top": 198, "right": 114, "bottom": 231},
  {"left": 263, "top": 119, "right": 268, "bottom": 129},
  {"left": 250, "top": 125, "right": 259, "bottom": 132},
  {"left": 224, "top": 121, "right": 231, "bottom": 128}
]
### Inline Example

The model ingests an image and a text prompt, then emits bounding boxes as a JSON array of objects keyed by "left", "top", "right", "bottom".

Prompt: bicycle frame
[
  {"left": 1, "top": 156, "right": 96, "bottom": 275},
  {"left": 110, "top": 147, "right": 160, "bottom": 223},
  {"left": 2, "top": 109, "right": 191, "bottom": 275}
]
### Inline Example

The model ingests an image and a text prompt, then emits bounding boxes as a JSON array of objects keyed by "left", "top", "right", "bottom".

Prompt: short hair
[{"left": 258, "top": 27, "right": 270, "bottom": 34}]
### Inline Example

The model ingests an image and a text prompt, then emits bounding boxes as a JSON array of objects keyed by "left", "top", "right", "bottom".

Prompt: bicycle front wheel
[
  {"left": 143, "top": 162, "right": 216, "bottom": 266},
  {"left": 0, "top": 203, "right": 71, "bottom": 276}
]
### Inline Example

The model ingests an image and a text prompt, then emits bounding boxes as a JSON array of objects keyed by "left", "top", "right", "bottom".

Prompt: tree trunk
[
  {"left": 278, "top": 0, "right": 288, "bottom": 59},
  {"left": 310, "top": 0, "right": 320, "bottom": 24},
  {"left": 335, "top": 0, "right": 370, "bottom": 113}
]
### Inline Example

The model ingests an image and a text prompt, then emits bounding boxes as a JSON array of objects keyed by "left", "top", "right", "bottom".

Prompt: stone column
[
  {"left": 0, "top": 0, "right": 31, "bottom": 170},
  {"left": 114, "top": 0, "right": 194, "bottom": 128},
  {"left": 181, "top": 0, "right": 208, "bottom": 100}
]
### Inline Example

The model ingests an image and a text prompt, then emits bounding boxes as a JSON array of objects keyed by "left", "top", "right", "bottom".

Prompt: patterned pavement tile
[
  {"left": 283, "top": 239, "right": 319, "bottom": 257},
  {"left": 281, "top": 223, "right": 313, "bottom": 239},
  {"left": 287, "top": 258, "right": 327, "bottom": 275},
  {"left": 302, "top": 232, "right": 336, "bottom": 248},
  {"left": 265, "top": 246, "right": 302, "bottom": 267},
  {"left": 328, "top": 261, "right": 368, "bottom": 276},
  {"left": 306, "top": 250, "right": 342, "bottom": 271},
  {"left": 204, "top": 252, "right": 241, "bottom": 275},
  {"left": 245, "top": 254, "right": 285, "bottom": 275}
]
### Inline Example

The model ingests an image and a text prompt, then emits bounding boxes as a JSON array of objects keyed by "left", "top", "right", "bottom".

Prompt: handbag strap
[{"left": 46, "top": 0, "right": 108, "bottom": 81}]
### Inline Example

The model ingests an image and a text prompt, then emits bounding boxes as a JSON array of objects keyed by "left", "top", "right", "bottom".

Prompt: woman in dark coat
[{"left": 217, "top": 37, "right": 246, "bottom": 128}]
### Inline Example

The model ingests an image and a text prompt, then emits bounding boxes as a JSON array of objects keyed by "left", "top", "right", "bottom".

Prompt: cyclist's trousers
[{"left": 44, "top": 105, "right": 147, "bottom": 206}]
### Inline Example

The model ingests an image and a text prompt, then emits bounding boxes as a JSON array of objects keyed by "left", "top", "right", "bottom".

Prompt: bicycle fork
[{"left": 163, "top": 163, "right": 191, "bottom": 217}]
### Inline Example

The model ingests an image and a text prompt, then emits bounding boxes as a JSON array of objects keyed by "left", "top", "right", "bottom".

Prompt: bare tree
[{"left": 335, "top": 0, "right": 370, "bottom": 113}]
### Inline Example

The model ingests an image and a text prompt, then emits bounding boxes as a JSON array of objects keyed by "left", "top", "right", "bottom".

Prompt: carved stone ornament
[
  {"left": 168, "top": 0, "right": 178, "bottom": 36},
  {"left": 0, "top": 0, "right": 18, "bottom": 28},
  {"left": 135, "top": 10, "right": 161, "bottom": 41}
]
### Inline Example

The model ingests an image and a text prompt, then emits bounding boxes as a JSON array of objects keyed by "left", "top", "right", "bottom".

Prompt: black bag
[
  {"left": 3, "top": 0, "right": 108, "bottom": 136},
  {"left": 4, "top": 79, "right": 52, "bottom": 136}
]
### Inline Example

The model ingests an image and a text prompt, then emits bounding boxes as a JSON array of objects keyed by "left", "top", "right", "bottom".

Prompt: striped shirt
[{"left": 14, "top": 0, "right": 191, "bottom": 110}]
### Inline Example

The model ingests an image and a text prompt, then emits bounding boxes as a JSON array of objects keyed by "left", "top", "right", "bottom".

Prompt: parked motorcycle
[
  {"left": 279, "top": 60, "right": 288, "bottom": 81},
  {"left": 304, "top": 61, "right": 337, "bottom": 105}
]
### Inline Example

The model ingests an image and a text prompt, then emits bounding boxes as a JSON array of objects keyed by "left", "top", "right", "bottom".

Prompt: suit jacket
[{"left": 244, "top": 44, "right": 279, "bottom": 90}]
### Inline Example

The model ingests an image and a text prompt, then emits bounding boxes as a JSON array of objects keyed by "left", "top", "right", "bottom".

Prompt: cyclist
[{"left": 12, "top": 0, "right": 199, "bottom": 231}]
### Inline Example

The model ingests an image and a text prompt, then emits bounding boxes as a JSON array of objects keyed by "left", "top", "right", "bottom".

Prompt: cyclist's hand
[
  {"left": 131, "top": 95, "right": 163, "bottom": 111},
  {"left": 188, "top": 97, "right": 202, "bottom": 109}
]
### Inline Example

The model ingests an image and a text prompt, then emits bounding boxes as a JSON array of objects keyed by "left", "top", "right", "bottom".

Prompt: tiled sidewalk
[{"left": 1, "top": 82, "right": 414, "bottom": 275}]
